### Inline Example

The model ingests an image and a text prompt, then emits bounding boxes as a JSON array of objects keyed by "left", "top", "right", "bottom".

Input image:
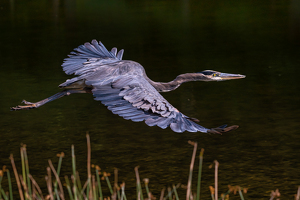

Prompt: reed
[
  {"left": 1, "top": 135, "right": 293, "bottom": 200},
  {"left": 196, "top": 148, "right": 204, "bottom": 200},
  {"left": 186, "top": 141, "right": 197, "bottom": 200},
  {"left": 172, "top": 184, "right": 179, "bottom": 200},
  {"left": 134, "top": 166, "right": 143, "bottom": 200}
]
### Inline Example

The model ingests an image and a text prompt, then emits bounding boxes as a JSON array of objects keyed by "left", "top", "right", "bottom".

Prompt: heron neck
[{"left": 147, "top": 73, "right": 202, "bottom": 92}]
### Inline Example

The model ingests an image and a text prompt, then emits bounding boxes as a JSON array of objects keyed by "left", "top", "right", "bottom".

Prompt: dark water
[{"left": 1, "top": 0, "right": 300, "bottom": 199}]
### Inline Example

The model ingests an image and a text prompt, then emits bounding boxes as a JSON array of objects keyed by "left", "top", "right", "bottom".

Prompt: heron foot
[{"left": 10, "top": 100, "right": 38, "bottom": 111}]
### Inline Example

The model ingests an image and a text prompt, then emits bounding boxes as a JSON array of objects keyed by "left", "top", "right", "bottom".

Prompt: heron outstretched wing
[
  {"left": 62, "top": 39, "right": 124, "bottom": 75},
  {"left": 89, "top": 75, "right": 211, "bottom": 133}
]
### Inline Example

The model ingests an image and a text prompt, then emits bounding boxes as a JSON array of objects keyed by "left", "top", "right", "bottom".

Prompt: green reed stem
[
  {"left": 79, "top": 180, "right": 87, "bottom": 197},
  {"left": 105, "top": 176, "right": 113, "bottom": 195},
  {"left": 1, "top": 188, "right": 8, "bottom": 200},
  {"left": 71, "top": 145, "right": 83, "bottom": 200},
  {"left": 20, "top": 148, "right": 30, "bottom": 200},
  {"left": 173, "top": 185, "right": 179, "bottom": 200},
  {"left": 73, "top": 186, "right": 77, "bottom": 200},
  {"left": 65, "top": 176, "right": 74, "bottom": 200},
  {"left": 211, "top": 193, "right": 215, "bottom": 200},
  {"left": 76, "top": 172, "right": 83, "bottom": 196},
  {"left": 6, "top": 170, "right": 13, "bottom": 200},
  {"left": 238, "top": 187, "right": 245, "bottom": 200},
  {"left": 56, "top": 153, "right": 64, "bottom": 181},
  {"left": 196, "top": 148, "right": 204, "bottom": 200},
  {"left": 144, "top": 180, "right": 150, "bottom": 199},
  {"left": 72, "top": 175, "right": 83, "bottom": 200},
  {"left": 34, "top": 190, "right": 42, "bottom": 200},
  {"left": 164, "top": 184, "right": 180, "bottom": 200},
  {"left": 78, "top": 189, "right": 84, "bottom": 200},
  {"left": 54, "top": 187, "right": 60, "bottom": 200},
  {"left": 95, "top": 168, "right": 103, "bottom": 200},
  {"left": 86, "top": 180, "right": 90, "bottom": 200},
  {"left": 139, "top": 184, "right": 144, "bottom": 200},
  {"left": 168, "top": 187, "right": 172, "bottom": 200}
]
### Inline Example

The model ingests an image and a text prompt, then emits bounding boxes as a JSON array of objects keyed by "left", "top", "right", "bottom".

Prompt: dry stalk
[
  {"left": 46, "top": 167, "right": 54, "bottom": 200},
  {"left": 214, "top": 160, "right": 219, "bottom": 200},
  {"left": 29, "top": 174, "right": 44, "bottom": 199},
  {"left": 9, "top": 154, "right": 24, "bottom": 200},
  {"left": 186, "top": 141, "right": 197, "bottom": 200},
  {"left": 48, "top": 159, "right": 65, "bottom": 199}
]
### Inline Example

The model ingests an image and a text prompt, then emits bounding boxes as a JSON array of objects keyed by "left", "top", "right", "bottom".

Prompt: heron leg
[{"left": 11, "top": 89, "right": 84, "bottom": 111}]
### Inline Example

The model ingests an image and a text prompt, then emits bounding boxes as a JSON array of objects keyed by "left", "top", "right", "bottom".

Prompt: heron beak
[{"left": 219, "top": 73, "right": 246, "bottom": 81}]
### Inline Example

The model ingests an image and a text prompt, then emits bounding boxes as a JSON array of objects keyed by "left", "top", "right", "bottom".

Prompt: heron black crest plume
[{"left": 11, "top": 40, "right": 245, "bottom": 134}]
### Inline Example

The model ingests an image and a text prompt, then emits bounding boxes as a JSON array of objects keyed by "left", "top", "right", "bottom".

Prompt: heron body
[{"left": 12, "top": 40, "right": 245, "bottom": 134}]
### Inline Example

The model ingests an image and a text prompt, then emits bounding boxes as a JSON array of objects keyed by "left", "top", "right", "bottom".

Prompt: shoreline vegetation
[{"left": 0, "top": 134, "right": 298, "bottom": 200}]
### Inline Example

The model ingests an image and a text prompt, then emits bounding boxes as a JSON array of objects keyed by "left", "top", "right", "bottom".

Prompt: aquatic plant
[{"left": 0, "top": 134, "right": 295, "bottom": 200}]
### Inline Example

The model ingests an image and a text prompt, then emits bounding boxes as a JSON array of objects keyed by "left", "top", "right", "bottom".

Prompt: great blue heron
[{"left": 11, "top": 40, "right": 245, "bottom": 134}]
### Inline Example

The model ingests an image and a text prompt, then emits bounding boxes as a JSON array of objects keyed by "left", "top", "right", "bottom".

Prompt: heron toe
[
  {"left": 22, "top": 100, "right": 34, "bottom": 105},
  {"left": 11, "top": 100, "right": 37, "bottom": 111}
]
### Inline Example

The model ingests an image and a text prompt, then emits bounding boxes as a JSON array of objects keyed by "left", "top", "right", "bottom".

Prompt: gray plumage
[{"left": 11, "top": 40, "right": 246, "bottom": 134}]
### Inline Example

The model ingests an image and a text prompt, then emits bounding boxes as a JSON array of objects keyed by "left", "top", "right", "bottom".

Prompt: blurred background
[{"left": 0, "top": 0, "right": 300, "bottom": 199}]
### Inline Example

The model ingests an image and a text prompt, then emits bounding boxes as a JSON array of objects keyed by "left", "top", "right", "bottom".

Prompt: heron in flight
[{"left": 11, "top": 40, "right": 245, "bottom": 134}]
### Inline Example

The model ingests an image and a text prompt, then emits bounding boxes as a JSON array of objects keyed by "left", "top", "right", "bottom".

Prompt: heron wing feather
[
  {"left": 62, "top": 39, "right": 124, "bottom": 75},
  {"left": 111, "top": 48, "right": 117, "bottom": 56},
  {"left": 90, "top": 75, "right": 209, "bottom": 133}
]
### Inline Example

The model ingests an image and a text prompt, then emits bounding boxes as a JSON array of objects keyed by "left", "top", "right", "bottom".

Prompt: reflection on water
[{"left": 1, "top": 0, "right": 300, "bottom": 199}]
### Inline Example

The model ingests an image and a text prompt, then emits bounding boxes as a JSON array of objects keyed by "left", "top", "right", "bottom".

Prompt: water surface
[{"left": 0, "top": 0, "right": 300, "bottom": 199}]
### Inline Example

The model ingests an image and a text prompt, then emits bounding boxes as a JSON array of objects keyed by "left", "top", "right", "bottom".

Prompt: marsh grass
[{"left": 0, "top": 134, "right": 298, "bottom": 200}]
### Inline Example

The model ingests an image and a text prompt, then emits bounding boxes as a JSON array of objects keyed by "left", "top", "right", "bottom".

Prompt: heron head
[{"left": 197, "top": 70, "right": 246, "bottom": 81}]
